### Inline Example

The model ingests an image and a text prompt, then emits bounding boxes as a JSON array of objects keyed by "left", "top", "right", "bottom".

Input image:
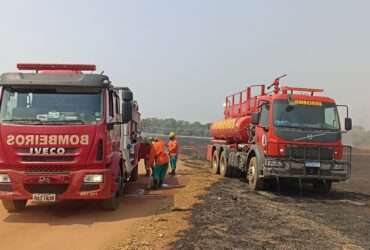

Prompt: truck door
[
  {"left": 256, "top": 102, "right": 270, "bottom": 148},
  {"left": 108, "top": 90, "right": 121, "bottom": 153}
]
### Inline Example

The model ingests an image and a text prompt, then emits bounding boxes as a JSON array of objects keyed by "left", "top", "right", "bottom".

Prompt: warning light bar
[
  {"left": 281, "top": 86, "right": 323, "bottom": 93},
  {"left": 17, "top": 63, "right": 96, "bottom": 72},
  {"left": 281, "top": 86, "right": 323, "bottom": 96}
]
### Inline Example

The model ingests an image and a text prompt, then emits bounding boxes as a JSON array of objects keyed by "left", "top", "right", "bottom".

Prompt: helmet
[
  {"left": 169, "top": 132, "right": 176, "bottom": 139},
  {"left": 145, "top": 136, "right": 154, "bottom": 143}
]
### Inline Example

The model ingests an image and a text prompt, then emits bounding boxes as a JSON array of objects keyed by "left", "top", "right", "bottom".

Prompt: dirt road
[
  {"left": 0, "top": 152, "right": 369, "bottom": 250},
  {"left": 0, "top": 160, "right": 215, "bottom": 250}
]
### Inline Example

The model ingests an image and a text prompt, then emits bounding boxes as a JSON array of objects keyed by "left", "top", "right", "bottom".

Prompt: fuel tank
[{"left": 210, "top": 116, "right": 251, "bottom": 143}]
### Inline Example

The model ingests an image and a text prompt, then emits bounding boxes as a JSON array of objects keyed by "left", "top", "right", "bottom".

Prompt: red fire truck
[
  {"left": 207, "top": 75, "right": 352, "bottom": 193},
  {"left": 0, "top": 63, "right": 141, "bottom": 212}
]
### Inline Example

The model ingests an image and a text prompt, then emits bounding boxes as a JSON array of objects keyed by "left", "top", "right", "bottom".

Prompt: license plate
[
  {"left": 32, "top": 193, "right": 56, "bottom": 202},
  {"left": 305, "top": 161, "right": 321, "bottom": 168}
]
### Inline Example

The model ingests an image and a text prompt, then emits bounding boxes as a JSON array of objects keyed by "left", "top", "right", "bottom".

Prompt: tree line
[
  {"left": 142, "top": 118, "right": 370, "bottom": 149},
  {"left": 141, "top": 118, "right": 211, "bottom": 137}
]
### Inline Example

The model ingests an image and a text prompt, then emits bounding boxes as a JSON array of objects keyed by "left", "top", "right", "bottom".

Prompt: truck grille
[
  {"left": 286, "top": 146, "right": 334, "bottom": 160},
  {"left": 24, "top": 184, "right": 69, "bottom": 194},
  {"left": 25, "top": 166, "right": 70, "bottom": 174},
  {"left": 289, "top": 169, "right": 331, "bottom": 176},
  {"left": 21, "top": 156, "right": 75, "bottom": 162}
]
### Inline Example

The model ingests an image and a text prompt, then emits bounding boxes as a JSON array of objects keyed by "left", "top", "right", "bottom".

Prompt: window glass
[
  {"left": 260, "top": 103, "right": 270, "bottom": 128},
  {"left": 0, "top": 87, "right": 102, "bottom": 124},
  {"left": 273, "top": 100, "right": 340, "bottom": 130}
]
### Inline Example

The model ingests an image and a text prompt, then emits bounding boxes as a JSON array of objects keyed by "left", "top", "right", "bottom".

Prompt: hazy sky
[{"left": 1, "top": 0, "right": 369, "bottom": 128}]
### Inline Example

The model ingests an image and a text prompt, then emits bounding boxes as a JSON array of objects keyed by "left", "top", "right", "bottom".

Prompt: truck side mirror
[
  {"left": 251, "top": 112, "right": 259, "bottom": 125},
  {"left": 345, "top": 117, "right": 352, "bottom": 131},
  {"left": 122, "top": 101, "right": 133, "bottom": 124},
  {"left": 336, "top": 104, "right": 352, "bottom": 131},
  {"left": 121, "top": 88, "right": 134, "bottom": 124}
]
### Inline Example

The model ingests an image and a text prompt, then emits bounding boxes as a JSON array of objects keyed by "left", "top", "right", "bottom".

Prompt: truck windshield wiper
[
  {"left": 2, "top": 118, "right": 43, "bottom": 124},
  {"left": 277, "top": 125, "right": 337, "bottom": 132},
  {"left": 2, "top": 119, "right": 86, "bottom": 125},
  {"left": 43, "top": 119, "right": 85, "bottom": 125},
  {"left": 276, "top": 125, "right": 313, "bottom": 131}
]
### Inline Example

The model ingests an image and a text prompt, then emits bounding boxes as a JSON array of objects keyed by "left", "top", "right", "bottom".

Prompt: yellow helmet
[{"left": 169, "top": 132, "right": 176, "bottom": 138}]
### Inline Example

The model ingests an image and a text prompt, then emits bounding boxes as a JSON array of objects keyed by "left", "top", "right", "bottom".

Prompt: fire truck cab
[{"left": 0, "top": 64, "right": 141, "bottom": 212}]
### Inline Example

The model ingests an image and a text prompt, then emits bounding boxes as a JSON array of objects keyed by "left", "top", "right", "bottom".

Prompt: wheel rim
[
  {"left": 248, "top": 159, "right": 256, "bottom": 185},
  {"left": 220, "top": 156, "right": 225, "bottom": 174},
  {"left": 116, "top": 167, "right": 124, "bottom": 197},
  {"left": 212, "top": 154, "right": 218, "bottom": 171}
]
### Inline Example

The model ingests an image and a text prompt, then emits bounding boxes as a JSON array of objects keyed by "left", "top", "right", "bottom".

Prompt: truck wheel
[
  {"left": 2, "top": 200, "right": 27, "bottom": 213},
  {"left": 101, "top": 190, "right": 120, "bottom": 211},
  {"left": 219, "top": 151, "right": 230, "bottom": 177},
  {"left": 247, "top": 156, "right": 264, "bottom": 190},
  {"left": 130, "top": 165, "right": 139, "bottom": 182},
  {"left": 211, "top": 151, "right": 220, "bottom": 175},
  {"left": 101, "top": 168, "right": 124, "bottom": 211},
  {"left": 313, "top": 180, "right": 332, "bottom": 195}
]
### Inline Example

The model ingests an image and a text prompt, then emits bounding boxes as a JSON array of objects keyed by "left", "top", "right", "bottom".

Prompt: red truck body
[
  {"left": 207, "top": 76, "right": 352, "bottom": 192},
  {"left": 0, "top": 64, "right": 142, "bottom": 212}
]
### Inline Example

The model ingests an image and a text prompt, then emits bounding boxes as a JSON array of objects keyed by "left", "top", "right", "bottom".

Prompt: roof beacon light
[{"left": 16, "top": 63, "right": 96, "bottom": 72}]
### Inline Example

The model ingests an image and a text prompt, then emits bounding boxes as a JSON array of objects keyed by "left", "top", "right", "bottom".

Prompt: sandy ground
[
  {"left": 0, "top": 160, "right": 215, "bottom": 250},
  {"left": 0, "top": 151, "right": 369, "bottom": 250}
]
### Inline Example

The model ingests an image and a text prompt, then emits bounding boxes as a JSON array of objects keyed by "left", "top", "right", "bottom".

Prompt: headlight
[
  {"left": 265, "top": 160, "right": 284, "bottom": 168},
  {"left": 83, "top": 174, "right": 104, "bottom": 183},
  {"left": 0, "top": 174, "right": 11, "bottom": 183}
]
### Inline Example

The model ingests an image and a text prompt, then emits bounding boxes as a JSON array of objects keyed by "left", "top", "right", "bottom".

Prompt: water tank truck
[{"left": 207, "top": 75, "right": 352, "bottom": 193}]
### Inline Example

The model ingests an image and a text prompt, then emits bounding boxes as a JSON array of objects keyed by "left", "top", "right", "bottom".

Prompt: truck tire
[
  {"left": 219, "top": 151, "right": 231, "bottom": 177},
  {"left": 313, "top": 180, "right": 332, "bottom": 195},
  {"left": 2, "top": 200, "right": 27, "bottom": 213},
  {"left": 247, "top": 156, "right": 264, "bottom": 190},
  {"left": 101, "top": 168, "right": 124, "bottom": 211},
  {"left": 130, "top": 165, "right": 139, "bottom": 182},
  {"left": 211, "top": 151, "right": 220, "bottom": 175}
]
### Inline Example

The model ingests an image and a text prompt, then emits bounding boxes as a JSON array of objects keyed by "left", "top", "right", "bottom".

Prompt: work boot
[
  {"left": 152, "top": 179, "right": 158, "bottom": 190},
  {"left": 169, "top": 169, "right": 176, "bottom": 176}
]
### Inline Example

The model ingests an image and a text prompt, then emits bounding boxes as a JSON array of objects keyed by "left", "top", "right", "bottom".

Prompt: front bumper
[
  {"left": 0, "top": 169, "right": 114, "bottom": 201},
  {"left": 263, "top": 158, "right": 351, "bottom": 181}
]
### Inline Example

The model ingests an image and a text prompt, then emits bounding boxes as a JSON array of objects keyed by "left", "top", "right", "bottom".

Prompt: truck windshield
[
  {"left": 0, "top": 87, "right": 102, "bottom": 124},
  {"left": 273, "top": 100, "right": 340, "bottom": 130}
]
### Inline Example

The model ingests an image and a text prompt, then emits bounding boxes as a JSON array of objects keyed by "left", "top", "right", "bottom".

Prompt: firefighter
[
  {"left": 143, "top": 137, "right": 154, "bottom": 177},
  {"left": 168, "top": 132, "right": 179, "bottom": 176},
  {"left": 148, "top": 138, "right": 169, "bottom": 189}
]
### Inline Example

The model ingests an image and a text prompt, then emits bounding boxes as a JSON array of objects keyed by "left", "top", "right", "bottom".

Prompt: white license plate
[
  {"left": 32, "top": 193, "right": 56, "bottom": 202},
  {"left": 305, "top": 161, "right": 321, "bottom": 168}
]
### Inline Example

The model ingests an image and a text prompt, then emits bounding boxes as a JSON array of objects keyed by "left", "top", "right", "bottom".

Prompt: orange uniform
[
  {"left": 149, "top": 139, "right": 169, "bottom": 188},
  {"left": 148, "top": 139, "right": 169, "bottom": 166},
  {"left": 168, "top": 139, "right": 179, "bottom": 156}
]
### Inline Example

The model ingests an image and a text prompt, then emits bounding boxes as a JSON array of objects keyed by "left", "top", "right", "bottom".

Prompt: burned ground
[{"left": 171, "top": 151, "right": 370, "bottom": 250}]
